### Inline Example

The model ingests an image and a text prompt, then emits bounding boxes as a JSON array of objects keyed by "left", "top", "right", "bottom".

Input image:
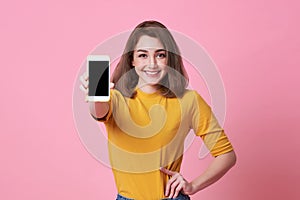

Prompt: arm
[
  {"left": 160, "top": 92, "right": 236, "bottom": 198},
  {"left": 160, "top": 150, "right": 237, "bottom": 198},
  {"left": 89, "top": 101, "right": 110, "bottom": 119},
  {"left": 188, "top": 150, "right": 237, "bottom": 194},
  {"left": 79, "top": 71, "right": 113, "bottom": 119}
]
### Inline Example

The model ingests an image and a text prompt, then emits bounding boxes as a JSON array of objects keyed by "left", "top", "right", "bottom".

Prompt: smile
[{"left": 144, "top": 70, "right": 161, "bottom": 75}]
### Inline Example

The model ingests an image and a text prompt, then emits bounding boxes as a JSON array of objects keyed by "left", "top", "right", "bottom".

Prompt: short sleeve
[{"left": 191, "top": 91, "right": 234, "bottom": 157}]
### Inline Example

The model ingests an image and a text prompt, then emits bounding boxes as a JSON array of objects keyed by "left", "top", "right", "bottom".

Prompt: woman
[{"left": 80, "top": 20, "right": 236, "bottom": 200}]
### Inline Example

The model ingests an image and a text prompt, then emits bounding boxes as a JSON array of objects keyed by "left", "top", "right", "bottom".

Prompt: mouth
[{"left": 143, "top": 70, "right": 161, "bottom": 75}]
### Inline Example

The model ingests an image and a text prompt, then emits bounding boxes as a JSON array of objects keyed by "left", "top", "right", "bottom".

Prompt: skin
[
  {"left": 79, "top": 73, "right": 112, "bottom": 119},
  {"left": 80, "top": 35, "right": 237, "bottom": 199},
  {"left": 79, "top": 35, "right": 168, "bottom": 117},
  {"left": 132, "top": 35, "right": 168, "bottom": 93},
  {"left": 160, "top": 151, "right": 236, "bottom": 198}
]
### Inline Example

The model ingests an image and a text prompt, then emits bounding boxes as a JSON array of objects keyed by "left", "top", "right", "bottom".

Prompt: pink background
[{"left": 1, "top": 0, "right": 299, "bottom": 199}]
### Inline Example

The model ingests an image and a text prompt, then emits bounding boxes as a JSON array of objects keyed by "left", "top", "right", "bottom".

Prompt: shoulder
[
  {"left": 109, "top": 89, "right": 127, "bottom": 107},
  {"left": 110, "top": 88, "right": 126, "bottom": 99},
  {"left": 180, "top": 89, "right": 211, "bottom": 112},
  {"left": 181, "top": 89, "right": 206, "bottom": 103}
]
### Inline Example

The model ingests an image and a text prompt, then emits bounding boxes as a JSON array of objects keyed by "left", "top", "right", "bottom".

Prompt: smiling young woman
[{"left": 80, "top": 20, "right": 236, "bottom": 200}]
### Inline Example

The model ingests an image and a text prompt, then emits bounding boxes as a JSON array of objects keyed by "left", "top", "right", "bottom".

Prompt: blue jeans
[{"left": 116, "top": 193, "right": 190, "bottom": 200}]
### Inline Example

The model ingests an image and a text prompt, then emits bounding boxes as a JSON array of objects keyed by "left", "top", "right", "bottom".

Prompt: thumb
[
  {"left": 160, "top": 167, "right": 176, "bottom": 176},
  {"left": 110, "top": 82, "right": 115, "bottom": 89}
]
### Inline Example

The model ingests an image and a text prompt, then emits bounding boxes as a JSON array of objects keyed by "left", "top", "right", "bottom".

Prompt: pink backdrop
[{"left": 1, "top": 0, "right": 299, "bottom": 199}]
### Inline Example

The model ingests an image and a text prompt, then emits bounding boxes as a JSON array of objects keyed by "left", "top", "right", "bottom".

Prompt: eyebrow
[{"left": 136, "top": 49, "right": 166, "bottom": 53}]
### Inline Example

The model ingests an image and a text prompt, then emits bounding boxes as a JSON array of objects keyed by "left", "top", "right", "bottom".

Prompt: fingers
[
  {"left": 79, "top": 84, "right": 88, "bottom": 94},
  {"left": 165, "top": 173, "right": 182, "bottom": 198},
  {"left": 110, "top": 82, "right": 115, "bottom": 89},
  {"left": 79, "top": 71, "right": 114, "bottom": 103},
  {"left": 82, "top": 71, "right": 88, "bottom": 81},
  {"left": 165, "top": 174, "right": 176, "bottom": 197},
  {"left": 174, "top": 182, "right": 185, "bottom": 198},
  {"left": 169, "top": 179, "right": 183, "bottom": 199},
  {"left": 80, "top": 75, "right": 89, "bottom": 89},
  {"left": 160, "top": 168, "right": 187, "bottom": 198},
  {"left": 79, "top": 72, "right": 89, "bottom": 102}
]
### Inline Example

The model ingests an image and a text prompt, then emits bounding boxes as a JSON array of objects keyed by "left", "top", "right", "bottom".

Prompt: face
[{"left": 132, "top": 35, "right": 168, "bottom": 91}]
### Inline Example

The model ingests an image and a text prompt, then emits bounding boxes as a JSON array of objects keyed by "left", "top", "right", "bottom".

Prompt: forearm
[
  {"left": 188, "top": 150, "right": 237, "bottom": 195},
  {"left": 89, "top": 101, "right": 110, "bottom": 119}
]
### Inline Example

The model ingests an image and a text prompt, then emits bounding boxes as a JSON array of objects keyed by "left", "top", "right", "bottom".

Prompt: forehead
[{"left": 135, "top": 35, "right": 164, "bottom": 50}]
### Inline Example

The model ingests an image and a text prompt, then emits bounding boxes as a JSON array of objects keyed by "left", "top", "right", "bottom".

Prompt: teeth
[{"left": 145, "top": 71, "right": 160, "bottom": 75}]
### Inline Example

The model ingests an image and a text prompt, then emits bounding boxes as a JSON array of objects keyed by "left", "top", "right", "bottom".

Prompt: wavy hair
[{"left": 112, "top": 20, "right": 189, "bottom": 98}]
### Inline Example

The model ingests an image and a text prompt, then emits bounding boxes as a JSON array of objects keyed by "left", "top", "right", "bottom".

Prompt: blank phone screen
[{"left": 88, "top": 61, "right": 109, "bottom": 96}]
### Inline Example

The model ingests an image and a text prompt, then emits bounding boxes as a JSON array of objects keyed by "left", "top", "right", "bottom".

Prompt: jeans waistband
[
  {"left": 116, "top": 194, "right": 134, "bottom": 200},
  {"left": 116, "top": 193, "right": 190, "bottom": 200}
]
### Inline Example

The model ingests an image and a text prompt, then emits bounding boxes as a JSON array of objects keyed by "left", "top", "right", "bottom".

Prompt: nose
[{"left": 148, "top": 55, "right": 157, "bottom": 68}]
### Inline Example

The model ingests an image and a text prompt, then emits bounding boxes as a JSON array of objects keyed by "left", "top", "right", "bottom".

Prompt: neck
[{"left": 137, "top": 83, "right": 158, "bottom": 94}]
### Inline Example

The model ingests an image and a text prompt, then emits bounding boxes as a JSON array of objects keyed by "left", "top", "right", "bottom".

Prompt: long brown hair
[{"left": 112, "top": 20, "right": 189, "bottom": 98}]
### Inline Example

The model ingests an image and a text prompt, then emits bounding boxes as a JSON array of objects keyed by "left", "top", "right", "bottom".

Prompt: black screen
[{"left": 88, "top": 61, "right": 109, "bottom": 96}]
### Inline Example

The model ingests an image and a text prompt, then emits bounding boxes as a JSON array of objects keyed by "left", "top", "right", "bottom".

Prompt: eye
[
  {"left": 138, "top": 54, "right": 147, "bottom": 58},
  {"left": 157, "top": 53, "right": 166, "bottom": 58}
]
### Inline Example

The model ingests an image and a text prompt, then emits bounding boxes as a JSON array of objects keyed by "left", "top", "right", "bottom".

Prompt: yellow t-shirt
[{"left": 97, "top": 88, "right": 233, "bottom": 200}]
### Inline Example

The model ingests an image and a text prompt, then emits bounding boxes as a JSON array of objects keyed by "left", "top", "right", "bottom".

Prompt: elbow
[
  {"left": 218, "top": 150, "right": 237, "bottom": 169},
  {"left": 229, "top": 150, "right": 237, "bottom": 168}
]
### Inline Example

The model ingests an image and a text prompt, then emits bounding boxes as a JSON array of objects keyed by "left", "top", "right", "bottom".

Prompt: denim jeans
[{"left": 116, "top": 193, "right": 190, "bottom": 200}]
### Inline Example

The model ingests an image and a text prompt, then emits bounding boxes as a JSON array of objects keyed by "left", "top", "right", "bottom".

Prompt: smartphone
[{"left": 87, "top": 55, "right": 110, "bottom": 102}]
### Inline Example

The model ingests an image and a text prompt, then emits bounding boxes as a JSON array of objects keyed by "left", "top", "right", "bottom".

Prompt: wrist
[{"left": 184, "top": 182, "right": 197, "bottom": 195}]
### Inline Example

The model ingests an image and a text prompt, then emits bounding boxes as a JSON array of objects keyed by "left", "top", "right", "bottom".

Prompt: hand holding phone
[
  {"left": 79, "top": 55, "right": 112, "bottom": 102},
  {"left": 86, "top": 55, "right": 110, "bottom": 102},
  {"left": 79, "top": 71, "right": 114, "bottom": 120}
]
